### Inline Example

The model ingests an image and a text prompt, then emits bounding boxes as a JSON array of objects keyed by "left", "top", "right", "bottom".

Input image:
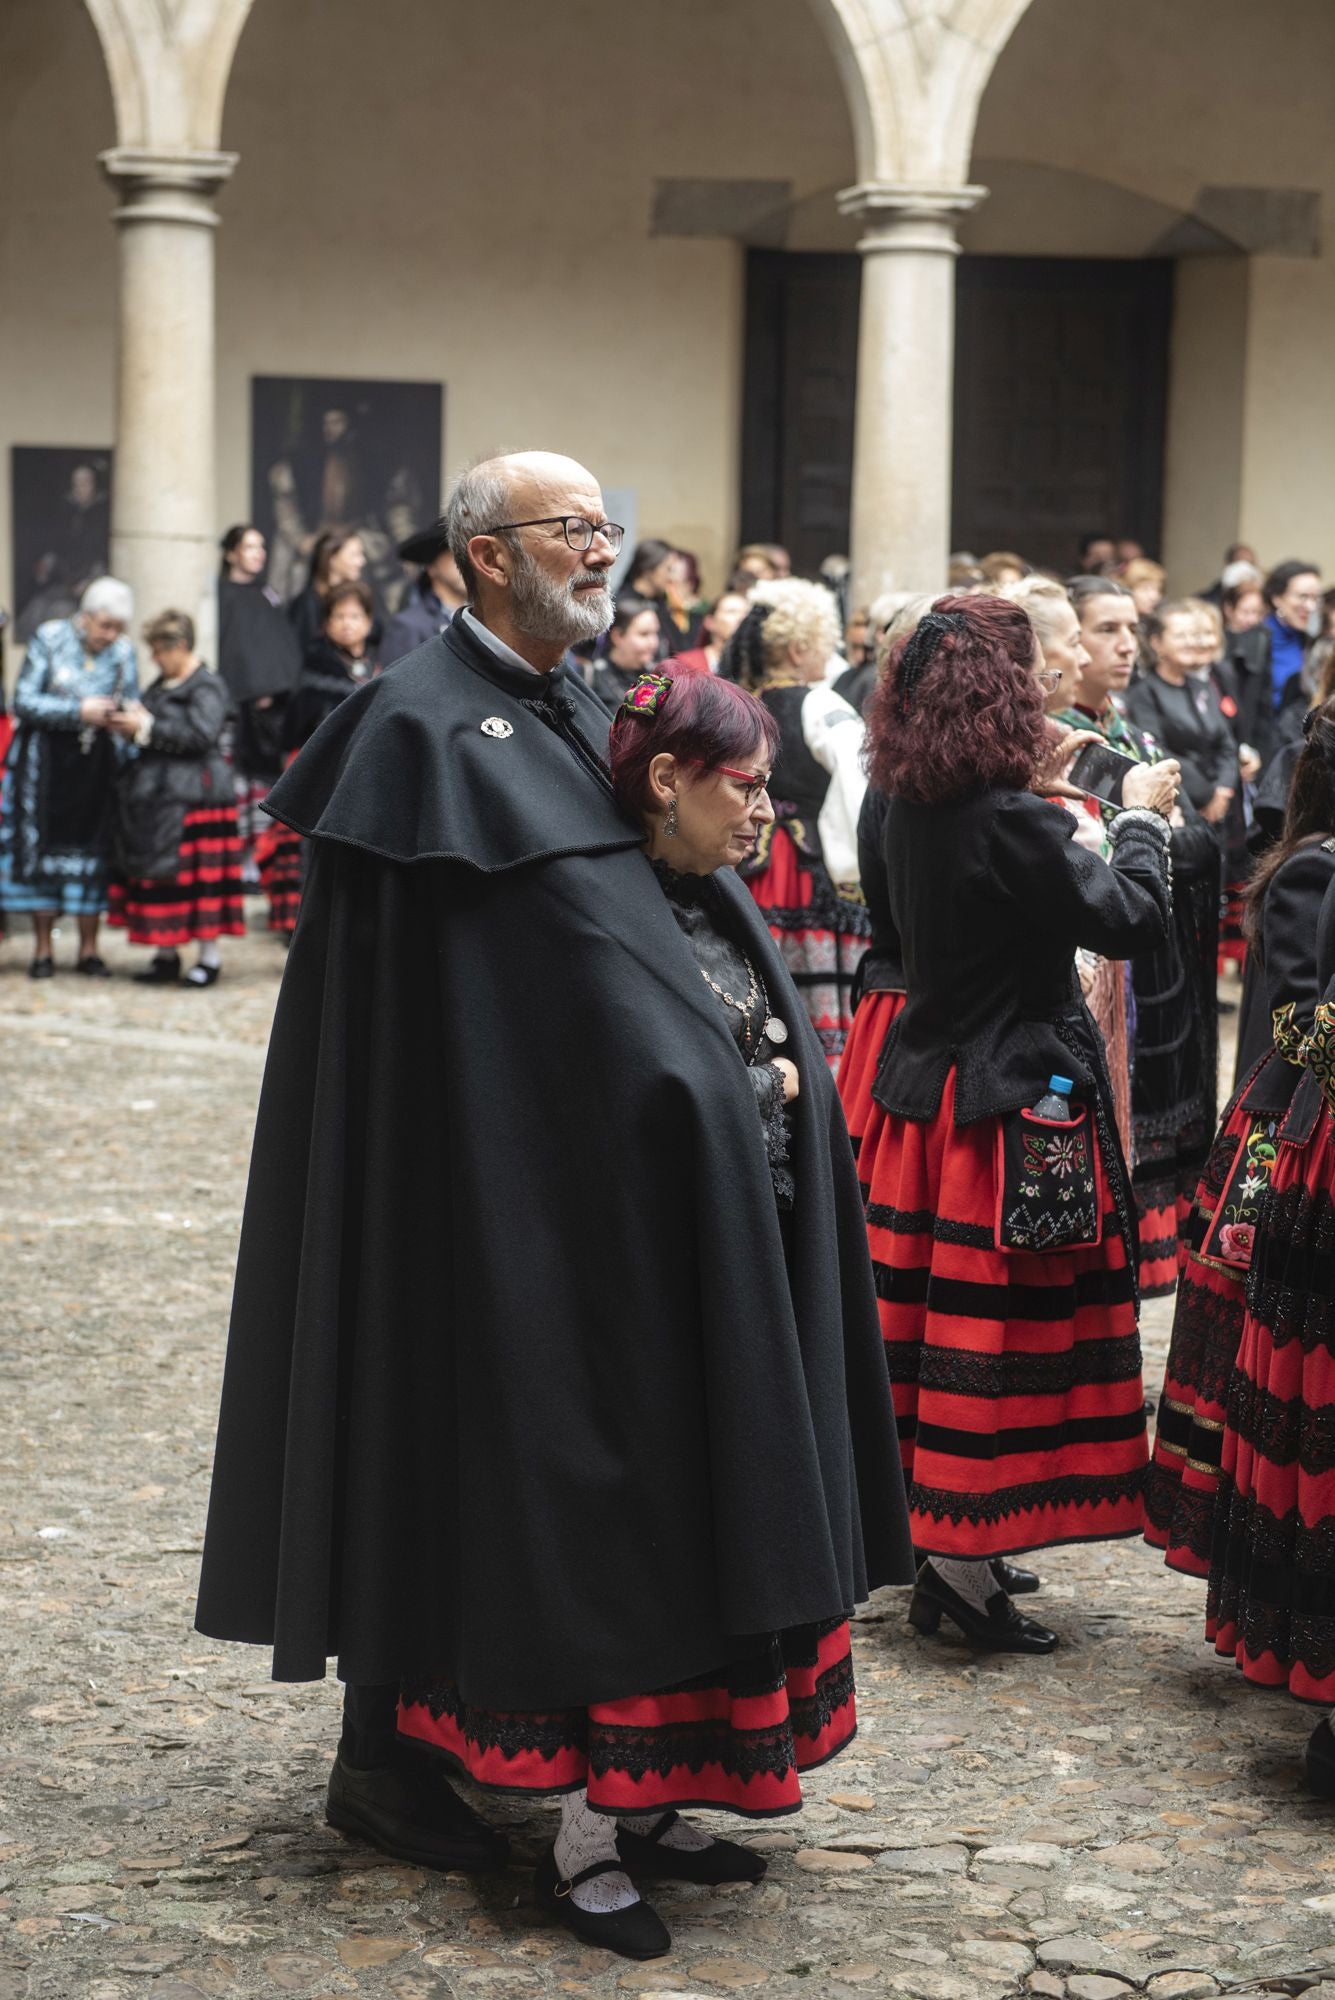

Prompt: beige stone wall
[
  {"left": 0, "top": 0, "right": 117, "bottom": 636},
  {"left": 4, "top": 0, "right": 1335, "bottom": 631},
  {"left": 215, "top": 0, "right": 854, "bottom": 595}
]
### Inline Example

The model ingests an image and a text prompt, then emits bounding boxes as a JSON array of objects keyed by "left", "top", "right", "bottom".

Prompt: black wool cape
[{"left": 195, "top": 615, "right": 912, "bottom": 1708}]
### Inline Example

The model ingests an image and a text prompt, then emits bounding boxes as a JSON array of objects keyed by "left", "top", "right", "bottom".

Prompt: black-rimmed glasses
[{"left": 487, "top": 515, "right": 625, "bottom": 555}]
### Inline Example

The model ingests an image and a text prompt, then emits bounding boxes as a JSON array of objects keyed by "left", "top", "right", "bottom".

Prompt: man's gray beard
[{"left": 507, "top": 546, "right": 614, "bottom": 647}]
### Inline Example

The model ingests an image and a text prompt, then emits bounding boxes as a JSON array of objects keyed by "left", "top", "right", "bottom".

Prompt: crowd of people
[
  {"left": 2, "top": 461, "right": 1333, "bottom": 1956},
  {"left": 94, "top": 447, "right": 1326, "bottom": 1966}
]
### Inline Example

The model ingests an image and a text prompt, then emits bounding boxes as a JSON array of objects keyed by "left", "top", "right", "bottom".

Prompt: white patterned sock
[
  {"left": 928, "top": 1556, "right": 997, "bottom": 1614},
  {"left": 618, "top": 1808, "right": 713, "bottom": 1853},
  {"left": 554, "top": 1790, "right": 640, "bottom": 1914}
]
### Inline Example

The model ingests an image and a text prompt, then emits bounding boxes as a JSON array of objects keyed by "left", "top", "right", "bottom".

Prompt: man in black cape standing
[{"left": 196, "top": 451, "right": 912, "bottom": 1960}]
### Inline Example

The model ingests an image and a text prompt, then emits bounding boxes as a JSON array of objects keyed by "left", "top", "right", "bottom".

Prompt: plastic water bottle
[{"left": 1031, "top": 1075, "right": 1075, "bottom": 1120}]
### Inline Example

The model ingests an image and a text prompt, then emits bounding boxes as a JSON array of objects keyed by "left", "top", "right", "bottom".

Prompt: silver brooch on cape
[
  {"left": 765, "top": 1016, "right": 789, "bottom": 1045},
  {"left": 480, "top": 716, "right": 513, "bottom": 739}
]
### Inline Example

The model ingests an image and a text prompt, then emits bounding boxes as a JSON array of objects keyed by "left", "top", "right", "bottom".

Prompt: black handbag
[{"left": 996, "top": 1101, "right": 1103, "bottom": 1253}]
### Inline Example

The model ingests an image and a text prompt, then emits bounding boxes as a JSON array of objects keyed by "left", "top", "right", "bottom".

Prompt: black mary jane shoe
[
  {"left": 182, "top": 963, "right": 220, "bottom": 988},
  {"left": 76, "top": 953, "right": 112, "bottom": 978},
  {"left": 28, "top": 956, "right": 55, "bottom": 981},
  {"left": 1305, "top": 1718, "right": 1335, "bottom": 1799},
  {"left": 993, "top": 1559, "right": 1041, "bottom": 1596},
  {"left": 914, "top": 1547, "right": 1041, "bottom": 1597},
  {"left": 908, "top": 1561, "right": 1058, "bottom": 1655},
  {"left": 133, "top": 953, "right": 181, "bottom": 986},
  {"left": 326, "top": 1750, "right": 509, "bottom": 1873},
  {"left": 616, "top": 1808, "right": 767, "bottom": 1885},
  {"left": 533, "top": 1846, "right": 670, "bottom": 1961}
]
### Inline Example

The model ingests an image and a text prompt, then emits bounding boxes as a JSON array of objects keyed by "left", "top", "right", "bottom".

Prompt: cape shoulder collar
[{"left": 263, "top": 616, "right": 642, "bottom": 873}]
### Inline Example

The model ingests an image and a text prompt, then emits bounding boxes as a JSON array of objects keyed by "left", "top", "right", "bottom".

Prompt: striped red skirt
[
  {"left": 837, "top": 988, "right": 907, "bottom": 1191},
  {"left": 109, "top": 805, "right": 247, "bottom": 948},
  {"left": 743, "top": 821, "right": 870, "bottom": 1070},
  {"left": 867, "top": 1067, "right": 1148, "bottom": 1558},
  {"left": 254, "top": 818, "right": 302, "bottom": 934},
  {"left": 1143, "top": 1098, "right": 1269, "bottom": 1575},
  {"left": 1135, "top": 1178, "right": 1192, "bottom": 1300},
  {"left": 1206, "top": 1106, "right": 1335, "bottom": 1703},
  {"left": 397, "top": 1620, "right": 854, "bottom": 1817}
]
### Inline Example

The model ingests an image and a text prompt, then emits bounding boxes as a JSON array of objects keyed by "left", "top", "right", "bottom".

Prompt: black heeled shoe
[
  {"left": 28, "top": 956, "right": 54, "bottom": 981},
  {"left": 914, "top": 1548, "right": 1041, "bottom": 1596},
  {"left": 993, "top": 1559, "right": 1041, "bottom": 1596},
  {"left": 1305, "top": 1718, "right": 1335, "bottom": 1798},
  {"left": 616, "top": 1808, "right": 767, "bottom": 1884},
  {"left": 908, "top": 1562, "right": 1058, "bottom": 1654},
  {"left": 533, "top": 1845, "right": 670, "bottom": 1960}
]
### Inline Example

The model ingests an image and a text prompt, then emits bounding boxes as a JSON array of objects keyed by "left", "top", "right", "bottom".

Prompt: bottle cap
[{"left": 1048, "top": 1075, "right": 1074, "bottom": 1094}]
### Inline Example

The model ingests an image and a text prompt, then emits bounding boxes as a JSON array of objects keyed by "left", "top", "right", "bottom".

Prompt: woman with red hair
[{"left": 862, "top": 596, "right": 1179, "bottom": 1652}]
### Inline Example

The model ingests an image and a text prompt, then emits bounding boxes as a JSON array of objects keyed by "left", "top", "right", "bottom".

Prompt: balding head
[{"left": 442, "top": 450, "right": 618, "bottom": 669}]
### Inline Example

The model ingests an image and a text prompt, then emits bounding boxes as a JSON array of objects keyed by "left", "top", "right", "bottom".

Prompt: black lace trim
[
  {"left": 1247, "top": 1185, "right": 1335, "bottom": 1349},
  {"left": 592, "top": 1649, "right": 855, "bottom": 1786},
  {"left": 885, "top": 1333, "right": 1143, "bottom": 1399},
  {"left": 864, "top": 1203, "right": 994, "bottom": 1250},
  {"left": 1143, "top": 1470, "right": 1216, "bottom": 1566},
  {"left": 912, "top": 1466, "right": 1145, "bottom": 1527},
  {"left": 1208, "top": 1486, "right": 1335, "bottom": 1684},
  {"left": 1159, "top": 1266, "right": 1247, "bottom": 1413},
  {"left": 1224, "top": 1374, "right": 1335, "bottom": 1474}
]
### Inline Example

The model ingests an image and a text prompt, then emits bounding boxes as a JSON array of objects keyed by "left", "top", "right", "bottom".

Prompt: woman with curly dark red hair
[{"left": 862, "top": 595, "right": 1180, "bottom": 1653}]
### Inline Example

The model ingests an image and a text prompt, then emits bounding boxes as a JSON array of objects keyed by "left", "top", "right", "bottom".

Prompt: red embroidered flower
[{"left": 1217, "top": 1222, "right": 1255, "bottom": 1265}]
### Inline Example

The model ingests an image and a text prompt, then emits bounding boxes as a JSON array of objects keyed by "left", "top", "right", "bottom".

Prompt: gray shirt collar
[{"left": 461, "top": 607, "right": 540, "bottom": 677}]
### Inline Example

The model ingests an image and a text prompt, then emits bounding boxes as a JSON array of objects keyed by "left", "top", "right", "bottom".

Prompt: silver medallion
[
  {"left": 765, "top": 1016, "right": 789, "bottom": 1045},
  {"left": 480, "top": 716, "right": 513, "bottom": 739}
]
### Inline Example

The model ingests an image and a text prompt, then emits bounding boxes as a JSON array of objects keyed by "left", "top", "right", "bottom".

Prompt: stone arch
[
  {"left": 805, "top": 0, "right": 1036, "bottom": 183},
  {"left": 82, "top": 0, "right": 255, "bottom": 148}
]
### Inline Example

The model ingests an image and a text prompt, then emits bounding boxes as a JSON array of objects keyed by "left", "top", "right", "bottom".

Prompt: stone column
[
  {"left": 99, "top": 147, "right": 237, "bottom": 647},
  {"left": 838, "top": 181, "right": 986, "bottom": 605}
]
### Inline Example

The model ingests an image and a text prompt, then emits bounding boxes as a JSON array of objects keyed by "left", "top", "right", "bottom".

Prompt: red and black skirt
[
  {"left": 866, "top": 1067, "right": 1148, "bottom": 1558},
  {"left": 109, "top": 805, "right": 247, "bottom": 948},
  {"left": 254, "top": 817, "right": 303, "bottom": 935},
  {"left": 397, "top": 1620, "right": 854, "bottom": 1818},
  {"left": 742, "top": 816, "right": 871, "bottom": 1070},
  {"left": 837, "top": 986, "right": 907, "bottom": 1193},
  {"left": 1144, "top": 1094, "right": 1281, "bottom": 1575},
  {"left": 1206, "top": 1105, "right": 1335, "bottom": 1703}
]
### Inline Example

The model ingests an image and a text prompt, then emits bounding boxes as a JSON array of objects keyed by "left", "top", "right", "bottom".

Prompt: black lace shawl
[{"left": 652, "top": 859, "right": 794, "bottom": 1208}]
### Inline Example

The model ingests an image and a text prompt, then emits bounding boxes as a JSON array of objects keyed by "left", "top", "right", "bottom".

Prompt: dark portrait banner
[
  {"left": 11, "top": 446, "right": 113, "bottom": 643},
  {"left": 250, "top": 376, "right": 444, "bottom": 618}
]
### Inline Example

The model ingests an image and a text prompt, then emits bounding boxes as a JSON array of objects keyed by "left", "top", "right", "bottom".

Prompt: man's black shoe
[{"left": 326, "top": 1750, "right": 509, "bottom": 1872}]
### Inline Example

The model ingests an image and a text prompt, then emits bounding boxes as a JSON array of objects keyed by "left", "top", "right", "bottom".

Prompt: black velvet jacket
[
  {"left": 1241, "top": 837, "right": 1335, "bottom": 1116},
  {"left": 113, "top": 666, "right": 232, "bottom": 879},
  {"left": 873, "top": 788, "right": 1170, "bottom": 1125},
  {"left": 1125, "top": 671, "right": 1238, "bottom": 808},
  {"left": 853, "top": 786, "right": 905, "bottom": 996}
]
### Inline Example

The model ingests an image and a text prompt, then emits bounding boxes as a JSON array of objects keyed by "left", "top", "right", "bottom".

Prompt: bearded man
[{"left": 195, "top": 452, "right": 910, "bottom": 1955}]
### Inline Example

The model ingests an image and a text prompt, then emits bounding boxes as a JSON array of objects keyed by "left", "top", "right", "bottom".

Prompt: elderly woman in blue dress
[{"left": 0, "top": 576, "right": 139, "bottom": 977}]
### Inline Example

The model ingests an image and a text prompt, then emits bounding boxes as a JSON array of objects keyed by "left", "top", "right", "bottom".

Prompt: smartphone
[{"left": 1067, "top": 741, "right": 1139, "bottom": 807}]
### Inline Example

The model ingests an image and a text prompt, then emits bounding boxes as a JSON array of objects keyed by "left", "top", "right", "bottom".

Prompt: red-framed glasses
[{"left": 715, "top": 764, "right": 772, "bottom": 806}]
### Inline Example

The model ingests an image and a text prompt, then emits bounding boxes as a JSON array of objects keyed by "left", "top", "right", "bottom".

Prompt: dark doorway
[
  {"left": 740, "top": 250, "right": 1173, "bottom": 579},
  {"left": 740, "top": 251, "right": 861, "bottom": 578},
  {"left": 952, "top": 257, "right": 1173, "bottom": 573}
]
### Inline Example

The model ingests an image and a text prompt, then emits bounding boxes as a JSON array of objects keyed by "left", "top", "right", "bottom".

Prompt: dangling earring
[{"left": 663, "top": 798, "right": 678, "bottom": 839}]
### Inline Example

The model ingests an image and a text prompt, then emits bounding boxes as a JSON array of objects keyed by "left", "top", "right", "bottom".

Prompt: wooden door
[
  {"left": 951, "top": 256, "right": 1173, "bottom": 573},
  {"left": 740, "top": 250, "right": 1173, "bottom": 581}
]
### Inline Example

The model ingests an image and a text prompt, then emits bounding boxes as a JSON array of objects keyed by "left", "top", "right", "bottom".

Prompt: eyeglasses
[
  {"left": 715, "top": 764, "right": 772, "bottom": 807},
  {"left": 487, "top": 515, "right": 625, "bottom": 555},
  {"left": 1034, "top": 665, "right": 1064, "bottom": 693}
]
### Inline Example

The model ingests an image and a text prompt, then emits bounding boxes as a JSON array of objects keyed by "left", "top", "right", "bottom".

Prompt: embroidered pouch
[
  {"left": 996, "top": 1104, "right": 1103, "bottom": 1254},
  {"left": 1197, "top": 1114, "right": 1280, "bottom": 1272}
]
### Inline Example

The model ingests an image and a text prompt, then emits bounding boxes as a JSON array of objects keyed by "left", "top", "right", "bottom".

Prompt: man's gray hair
[
  {"left": 444, "top": 460, "right": 516, "bottom": 605},
  {"left": 80, "top": 575, "right": 134, "bottom": 625}
]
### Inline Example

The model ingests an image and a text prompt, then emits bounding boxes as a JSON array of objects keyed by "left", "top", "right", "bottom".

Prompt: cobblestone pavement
[{"left": 2, "top": 929, "right": 1329, "bottom": 2000}]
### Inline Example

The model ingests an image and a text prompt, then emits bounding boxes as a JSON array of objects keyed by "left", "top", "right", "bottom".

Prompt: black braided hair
[
  {"left": 896, "top": 608, "right": 968, "bottom": 713},
  {"left": 717, "top": 602, "right": 774, "bottom": 690}
]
